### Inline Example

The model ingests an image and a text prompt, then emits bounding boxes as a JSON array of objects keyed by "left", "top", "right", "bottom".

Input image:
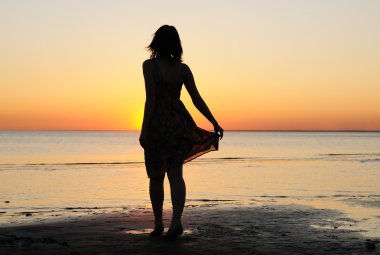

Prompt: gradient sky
[{"left": 1, "top": 0, "right": 379, "bottom": 131}]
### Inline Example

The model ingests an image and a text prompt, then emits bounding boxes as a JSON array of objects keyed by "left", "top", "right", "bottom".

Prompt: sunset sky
[{"left": 1, "top": 0, "right": 379, "bottom": 131}]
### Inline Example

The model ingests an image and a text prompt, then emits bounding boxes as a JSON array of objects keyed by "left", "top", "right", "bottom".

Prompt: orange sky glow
[{"left": 1, "top": 1, "right": 380, "bottom": 131}]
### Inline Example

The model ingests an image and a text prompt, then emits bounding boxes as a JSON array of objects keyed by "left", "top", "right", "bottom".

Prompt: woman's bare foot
[
  {"left": 164, "top": 224, "right": 183, "bottom": 240},
  {"left": 150, "top": 223, "right": 164, "bottom": 237}
]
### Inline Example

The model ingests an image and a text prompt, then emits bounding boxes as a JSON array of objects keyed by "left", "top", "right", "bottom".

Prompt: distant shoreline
[{"left": 0, "top": 130, "right": 379, "bottom": 132}]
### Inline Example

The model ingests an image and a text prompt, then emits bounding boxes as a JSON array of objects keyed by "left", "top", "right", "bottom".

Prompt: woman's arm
[
  {"left": 183, "top": 64, "right": 223, "bottom": 139},
  {"left": 140, "top": 60, "right": 156, "bottom": 144}
]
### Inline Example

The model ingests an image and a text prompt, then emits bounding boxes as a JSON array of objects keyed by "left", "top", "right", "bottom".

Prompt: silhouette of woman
[{"left": 139, "top": 25, "right": 223, "bottom": 239}]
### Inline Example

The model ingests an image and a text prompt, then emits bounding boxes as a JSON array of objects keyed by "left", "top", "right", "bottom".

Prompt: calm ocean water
[
  {"left": 1, "top": 131, "right": 379, "bottom": 167},
  {"left": 1, "top": 131, "right": 380, "bottom": 235}
]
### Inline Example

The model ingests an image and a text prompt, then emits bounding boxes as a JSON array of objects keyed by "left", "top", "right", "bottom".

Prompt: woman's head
[{"left": 147, "top": 25, "right": 183, "bottom": 62}]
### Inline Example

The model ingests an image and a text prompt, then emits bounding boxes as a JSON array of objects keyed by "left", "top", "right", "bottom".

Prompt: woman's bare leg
[
  {"left": 149, "top": 174, "right": 165, "bottom": 227},
  {"left": 167, "top": 163, "right": 186, "bottom": 229}
]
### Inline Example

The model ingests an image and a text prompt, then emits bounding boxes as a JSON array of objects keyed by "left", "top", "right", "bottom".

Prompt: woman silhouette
[{"left": 139, "top": 25, "right": 223, "bottom": 239}]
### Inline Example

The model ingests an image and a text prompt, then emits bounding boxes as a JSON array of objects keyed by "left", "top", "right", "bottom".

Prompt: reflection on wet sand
[{"left": 0, "top": 204, "right": 379, "bottom": 254}]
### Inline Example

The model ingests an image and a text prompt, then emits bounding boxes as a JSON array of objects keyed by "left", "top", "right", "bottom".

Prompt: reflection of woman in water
[{"left": 139, "top": 25, "right": 223, "bottom": 239}]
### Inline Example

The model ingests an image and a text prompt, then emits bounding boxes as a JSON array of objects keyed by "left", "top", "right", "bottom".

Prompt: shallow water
[{"left": 0, "top": 131, "right": 379, "bottom": 237}]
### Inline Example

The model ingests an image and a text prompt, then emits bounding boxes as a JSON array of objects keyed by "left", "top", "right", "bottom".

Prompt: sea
[{"left": 0, "top": 131, "right": 380, "bottom": 236}]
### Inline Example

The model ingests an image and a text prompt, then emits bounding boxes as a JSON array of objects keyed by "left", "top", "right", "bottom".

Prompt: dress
[{"left": 143, "top": 59, "right": 219, "bottom": 178}]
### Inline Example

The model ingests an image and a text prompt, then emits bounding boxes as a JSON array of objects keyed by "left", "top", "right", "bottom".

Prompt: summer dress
[{"left": 142, "top": 59, "right": 219, "bottom": 178}]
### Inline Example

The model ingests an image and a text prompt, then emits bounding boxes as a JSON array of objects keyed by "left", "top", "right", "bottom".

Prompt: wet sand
[{"left": 0, "top": 204, "right": 378, "bottom": 255}]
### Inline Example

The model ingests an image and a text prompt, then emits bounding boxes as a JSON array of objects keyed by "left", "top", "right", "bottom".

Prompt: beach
[
  {"left": 0, "top": 203, "right": 378, "bottom": 254},
  {"left": 1, "top": 131, "right": 380, "bottom": 254}
]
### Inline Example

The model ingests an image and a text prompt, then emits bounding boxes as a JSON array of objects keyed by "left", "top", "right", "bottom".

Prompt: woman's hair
[{"left": 147, "top": 25, "right": 183, "bottom": 62}]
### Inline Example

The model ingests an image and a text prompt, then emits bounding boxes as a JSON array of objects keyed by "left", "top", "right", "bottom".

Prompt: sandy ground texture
[{"left": 0, "top": 204, "right": 379, "bottom": 255}]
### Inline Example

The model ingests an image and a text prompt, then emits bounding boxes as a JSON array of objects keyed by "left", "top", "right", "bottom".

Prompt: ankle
[
  {"left": 155, "top": 219, "right": 163, "bottom": 227},
  {"left": 169, "top": 221, "right": 182, "bottom": 230}
]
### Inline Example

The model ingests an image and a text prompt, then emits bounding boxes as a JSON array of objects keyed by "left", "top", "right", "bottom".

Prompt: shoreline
[
  {"left": 1, "top": 204, "right": 379, "bottom": 254},
  {"left": 1, "top": 130, "right": 380, "bottom": 133}
]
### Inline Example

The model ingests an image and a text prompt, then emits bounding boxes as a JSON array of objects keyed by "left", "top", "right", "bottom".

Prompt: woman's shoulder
[
  {"left": 180, "top": 62, "right": 191, "bottom": 73},
  {"left": 180, "top": 62, "right": 189, "bottom": 68},
  {"left": 180, "top": 63, "right": 193, "bottom": 79},
  {"left": 143, "top": 58, "right": 155, "bottom": 67},
  {"left": 143, "top": 58, "right": 190, "bottom": 75}
]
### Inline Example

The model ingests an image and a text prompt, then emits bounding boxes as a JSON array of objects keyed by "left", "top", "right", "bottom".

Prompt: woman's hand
[{"left": 213, "top": 123, "right": 224, "bottom": 140}]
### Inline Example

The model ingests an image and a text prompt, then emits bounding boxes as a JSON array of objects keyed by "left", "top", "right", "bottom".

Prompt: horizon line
[{"left": 0, "top": 129, "right": 379, "bottom": 132}]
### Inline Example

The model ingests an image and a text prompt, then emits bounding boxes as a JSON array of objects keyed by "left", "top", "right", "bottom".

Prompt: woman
[{"left": 139, "top": 25, "right": 223, "bottom": 240}]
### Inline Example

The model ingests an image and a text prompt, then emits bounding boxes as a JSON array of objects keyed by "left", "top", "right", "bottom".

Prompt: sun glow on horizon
[
  {"left": 131, "top": 106, "right": 144, "bottom": 131},
  {"left": 1, "top": 1, "right": 380, "bottom": 131}
]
